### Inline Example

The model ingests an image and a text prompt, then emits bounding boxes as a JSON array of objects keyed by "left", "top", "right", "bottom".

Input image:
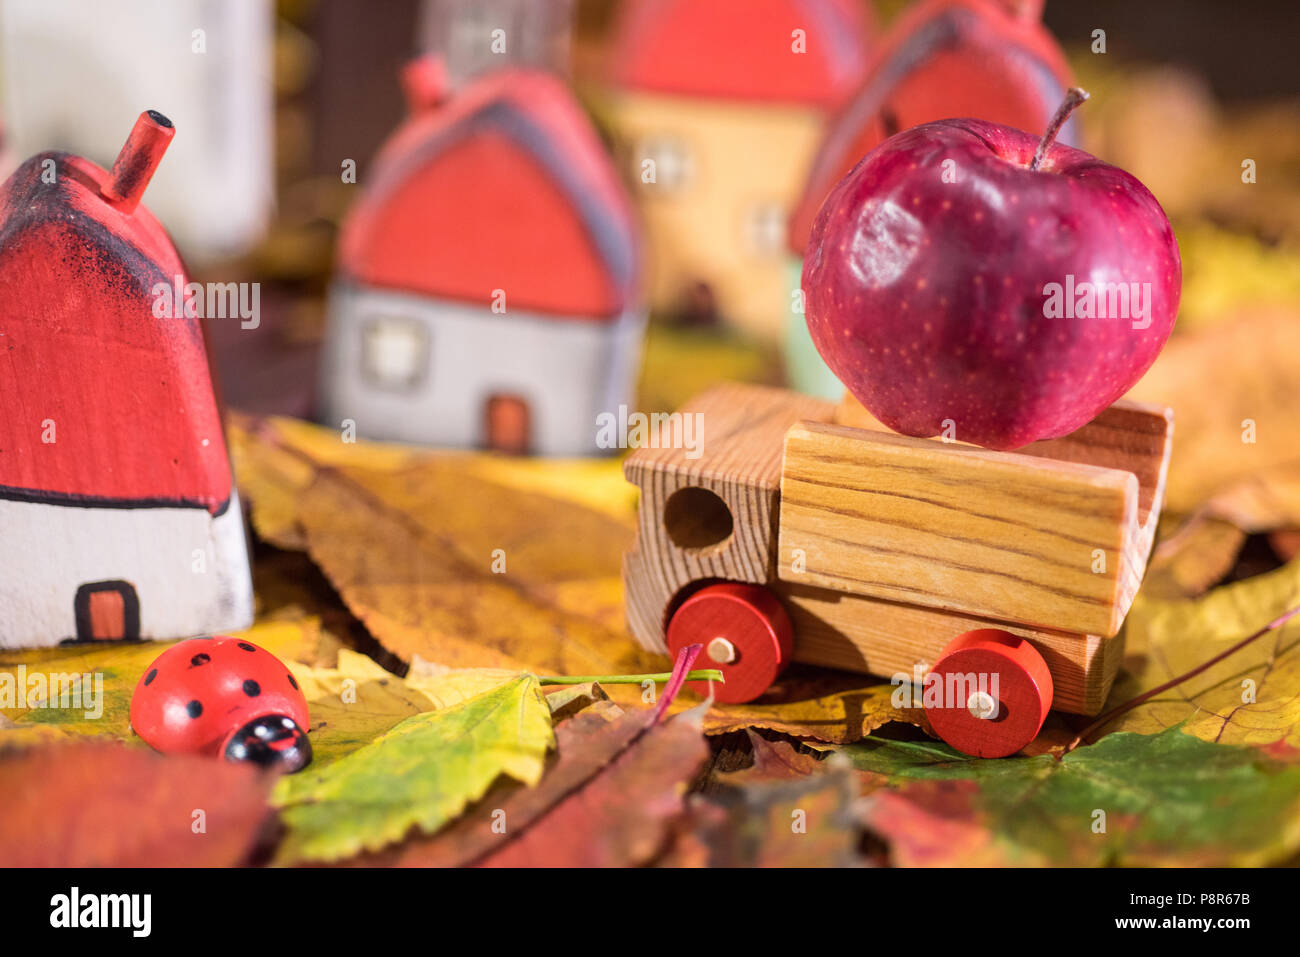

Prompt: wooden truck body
[{"left": 622, "top": 383, "right": 1174, "bottom": 756}]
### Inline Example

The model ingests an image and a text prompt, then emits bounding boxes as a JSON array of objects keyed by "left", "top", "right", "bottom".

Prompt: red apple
[{"left": 802, "top": 90, "right": 1180, "bottom": 450}]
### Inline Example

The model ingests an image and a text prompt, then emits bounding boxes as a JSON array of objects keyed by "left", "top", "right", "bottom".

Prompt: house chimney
[
  {"left": 402, "top": 55, "right": 450, "bottom": 113},
  {"left": 101, "top": 110, "right": 174, "bottom": 214}
]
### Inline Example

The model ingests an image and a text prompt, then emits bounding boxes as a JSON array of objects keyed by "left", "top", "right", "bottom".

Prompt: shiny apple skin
[{"left": 802, "top": 118, "right": 1181, "bottom": 450}]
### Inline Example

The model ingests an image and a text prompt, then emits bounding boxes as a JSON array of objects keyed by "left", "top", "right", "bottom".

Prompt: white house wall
[
  {"left": 0, "top": 489, "right": 254, "bottom": 648},
  {"left": 321, "top": 284, "right": 647, "bottom": 456}
]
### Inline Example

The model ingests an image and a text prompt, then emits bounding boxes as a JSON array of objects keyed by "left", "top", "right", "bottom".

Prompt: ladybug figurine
[{"left": 130, "top": 637, "right": 312, "bottom": 773}]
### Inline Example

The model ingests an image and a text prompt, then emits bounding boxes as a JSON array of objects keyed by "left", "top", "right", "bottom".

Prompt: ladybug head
[{"left": 223, "top": 715, "right": 312, "bottom": 774}]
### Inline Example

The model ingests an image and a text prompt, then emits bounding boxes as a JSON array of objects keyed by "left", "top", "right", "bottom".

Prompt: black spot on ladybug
[
  {"left": 237, "top": 642, "right": 256, "bottom": 652},
  {"left": 243, "top": 679, "right": 261, "bottom": 697},
  {"left": 190, "top": 652, "right": 211, "bottom": 667},
  {"left": 186, "top": 700, "right": 203, "bottom": 718},
  {"left": 287, "top": 673, "right": 299, "bottom": 690},
  {"left": 144, "top": 668, "right": 157, "bottom": 685}
]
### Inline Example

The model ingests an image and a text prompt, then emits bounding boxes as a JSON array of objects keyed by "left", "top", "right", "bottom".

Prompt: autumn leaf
[
  {"left": 1144, "top": 516, "right": 1248, "bottom": 598},
  {"left": 0, "top": 742, "right": 274, "bottom": 867},
  {"left": 0, "top": 618, "right": 328, "bottom": 741},
  {"left": 726, "top": 731, "right": 827, "bottom": 783},
  {"left": 682, "top": 732, "right": 866, "bottom": 867},
  {"left": 541, "top": 681, "right": 611, "bottom": 720},
  {"left": 702, "top": 677, "right": 926, "bottom": 744},
  {"left": 272, "top": 674, "right": 554, "bottom": 863},
  {"left": 1095, "top": 557, "right": 1300, "bottom": 748},
  {"left": 290, "top": 650, "right": 539, "bottom": 771},
  {"left": 355, "top": 699, "right": 708, "bottom": 867},
  {"left": 846, "top": 725, "right": 1300, "bottom": 866},
  {"left": 230, "top": 415, "right": 664, "bottom": 685},
  {"left": 1126, "top": 307, "right": 1300, "bottom": 519}
]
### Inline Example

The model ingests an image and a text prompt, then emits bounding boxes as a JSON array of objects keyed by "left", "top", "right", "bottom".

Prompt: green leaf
[
  {"left": 845, "top": 725, "right": 1300, "bottom": 866},
  {"left": 272, "top": 674, "right": 554, "bottom": 863}
]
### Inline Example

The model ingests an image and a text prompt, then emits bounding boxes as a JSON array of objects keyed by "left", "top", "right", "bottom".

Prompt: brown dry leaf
[
  {"left": 1126, "top": 306, "right": 1300, "bottom": 519},
  {"left": 1198, "top": 462, "right": 1300, "bottom": 532},
  {"left": 726, "top": 731, "right": 827, "bottom": 783},
  {"left": 231, "top": 416, "right": 934, "bottom": 745},
  {"left": 230, "top": 415, "right": 664, "bottom": 683},
  {"left": 702, "top": 678, "right": 928, "bottom": 745},
  {"left": 693, "top": 733, "right": 867, "bottom": 867},
  {"left": 1145, "top": 516, "right": 1248, "bottom": 598},
  {"left": 359, "top": 700, "right": 709, "bottom": 867},
  {"left": 0, "top": 742, "right": 274, "bottom": 866},
  {"left": 542, "top": 681, "right": 611, "bottom": 720}
]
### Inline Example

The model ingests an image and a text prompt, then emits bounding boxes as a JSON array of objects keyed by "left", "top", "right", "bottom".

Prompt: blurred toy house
[
  {"left": 603, "top": 0, "right": 874, "bottom": 342},
  {"left": 320, "top": 0, "right": 644, "bottom": 456}
]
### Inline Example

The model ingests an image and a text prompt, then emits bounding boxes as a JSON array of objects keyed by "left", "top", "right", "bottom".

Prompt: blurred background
[{"left": 1, "top": 0, "right": 1297, "bottom": 552}]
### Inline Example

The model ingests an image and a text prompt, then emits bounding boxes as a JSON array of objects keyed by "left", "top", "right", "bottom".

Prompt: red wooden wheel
[
  {"left": 666, "top": 582, "right": 793, "bottom": 704},
  {"left": 925, "top": 629, "right": 1054, "bottom": 759}
]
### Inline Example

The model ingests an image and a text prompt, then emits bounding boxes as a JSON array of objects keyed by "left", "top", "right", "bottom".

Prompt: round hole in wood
[{"left": 663, "top": 486, "right": 734, "bottom": 550}]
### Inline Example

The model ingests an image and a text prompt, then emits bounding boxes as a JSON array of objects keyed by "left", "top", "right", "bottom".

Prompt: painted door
[
  {"left": 74, "top": 580, "right": 141, "bottom": 641},
  {"left": 485, "top": 393, "right": 531, "bottom": 455}
]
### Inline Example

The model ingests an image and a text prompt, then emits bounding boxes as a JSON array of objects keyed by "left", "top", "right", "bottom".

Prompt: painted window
[
  {"left": 636, "top": 135, "right": 693, "bottom": 192},
  {"left": 743, "top": 200, "right": 787, "bottom": 258},
  {"left": 361, "top": 315, "right": 430, "bottom": 392}
]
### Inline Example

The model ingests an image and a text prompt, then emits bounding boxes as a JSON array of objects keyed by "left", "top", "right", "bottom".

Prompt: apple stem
[{"left": 1029, "top": 87, "right": 1089, "bottom": 172}]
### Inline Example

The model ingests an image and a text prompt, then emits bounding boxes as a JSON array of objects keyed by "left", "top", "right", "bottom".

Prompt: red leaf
[{"left": 0, "top": 742, "right": 275, "bottom": 867}]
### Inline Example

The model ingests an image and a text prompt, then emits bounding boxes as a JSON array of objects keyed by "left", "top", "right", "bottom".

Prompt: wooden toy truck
[{"left": 623, "top": 383, "right": 1173, "bottom": 757}]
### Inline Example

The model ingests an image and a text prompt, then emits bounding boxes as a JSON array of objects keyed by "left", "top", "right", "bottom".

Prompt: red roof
[
  {"left": 338, "top": 65, "right": 641, "bottom": 321},
  {"left": 610, "top": 0, "right": 874, "bottom": 106},
  {"left": 789, "top": 0, "right": 1075, "bottom": 252},
  {"left": 0, "top": 151, "right": 232, "bottom": 514}
]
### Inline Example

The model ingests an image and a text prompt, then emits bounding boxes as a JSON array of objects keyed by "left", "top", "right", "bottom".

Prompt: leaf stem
[
  {"left": 537, "top": 669, "right": 724, "bottom": 686},
  {"left": 1061, "top": 602, "right": 1300, "bottom": 756}
]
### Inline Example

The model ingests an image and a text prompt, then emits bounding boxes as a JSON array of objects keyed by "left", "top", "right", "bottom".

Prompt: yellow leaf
[
  {"left": 230, "top": 415, "right": 664, "bottom": 680},
  {"left": 1099, "top": 558, "right": 1300, "bottom": 749},
  {"left": 0, "top": 618, "right": 325, "bottom": 740},
  {"left": 702, "top": 682, "right": 927, "bottom": 744},
  {"left": 1127, "top": 307, "right": 1300, "bottom": 518}
]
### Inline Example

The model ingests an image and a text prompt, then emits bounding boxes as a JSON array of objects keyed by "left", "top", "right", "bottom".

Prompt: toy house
[
  {"left": 785, "top": 0, "right": 1078, "bottom": 396},
  {"left": 603, "top": 0, "right": 873, "bottom": 342},
  {"left": 320, "top": 58, "right": 644, "bottom": 456},
  {"left": 0, "top": 111, "right": 254, "bottom": 648}
]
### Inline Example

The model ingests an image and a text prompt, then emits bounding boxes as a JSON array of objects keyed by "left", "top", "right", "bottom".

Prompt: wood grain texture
[
  {"left": 623, "top": 383, "right": 835, "bottom": 652},
  {"left": 776, "top": 581, "right": 1122, "bottom": 716},
  {"left": 623, "top": 383, "right": 1162, "bottom": 714},
  {"left": 831, "top": 392, "right": 1174, "bottom": 634},
  {"left": 781, "top": 420, "right": 1141, "bottom": 637}
]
